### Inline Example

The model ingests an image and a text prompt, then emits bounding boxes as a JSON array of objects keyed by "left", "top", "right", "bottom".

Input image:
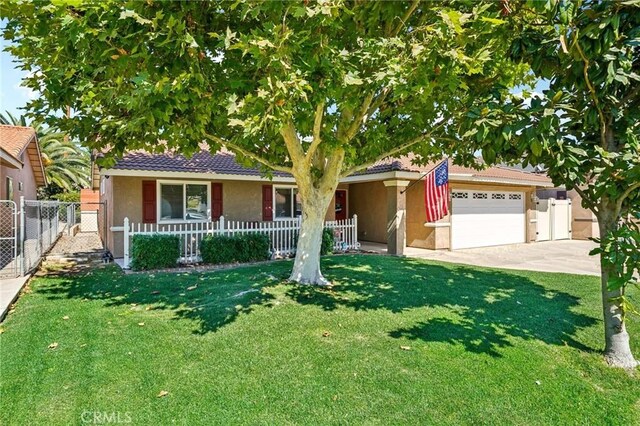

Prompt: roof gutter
[
  {"left": 448, "top": 173, "right": 555, "bottom": 188},
  {"left": 343, "top": 170, "right": 553, "bottom": 187},
  {"left": 0, "top": 147, "right": 23, "bottom": 169},
  {"left": 100, "top": 168, "right": 297, "bottom": 183},
  {"left": 101, "top": 167, "right": 553, "bottom": 188}
]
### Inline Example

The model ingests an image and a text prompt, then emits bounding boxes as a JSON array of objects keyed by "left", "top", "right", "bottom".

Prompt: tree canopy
[
  {"left": 456, "top": 0, "right": 640, "bottom": 368},
  {"left": 2, "top": 1, "right": 527, "bottom": 170},
  {"left": 2, "top": 0, "right": 530, "bottom": 284}
]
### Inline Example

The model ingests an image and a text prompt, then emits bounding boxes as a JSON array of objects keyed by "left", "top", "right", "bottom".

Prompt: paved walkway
[
  {"left": 0, "top": 276, "right": 29, "bottom": 321},
  {"left": 47, "top": 232, "right": 103, "bottom": 256},
  {"left": 360, "top": 240, "right": 600, "bottom": 277}
]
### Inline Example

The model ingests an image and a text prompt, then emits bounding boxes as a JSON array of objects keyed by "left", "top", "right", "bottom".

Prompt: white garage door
[{"left": 451, "top": 190, "right": 526, "bottom": 250}]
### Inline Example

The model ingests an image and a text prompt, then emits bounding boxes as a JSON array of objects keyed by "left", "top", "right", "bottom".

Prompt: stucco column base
[{"left": 384, "top": 180, "right": 410, "bottom": 256}]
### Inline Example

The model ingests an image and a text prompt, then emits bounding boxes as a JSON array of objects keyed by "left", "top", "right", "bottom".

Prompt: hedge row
[
  {"left": 130, "top": 230, "right": 335, "bottom": 270},
  {"left": 200, "top": 233, "right": 271, "bottom": 265},
  {"left": 130, "top": 234, "right": 181, "bottom": 270}
]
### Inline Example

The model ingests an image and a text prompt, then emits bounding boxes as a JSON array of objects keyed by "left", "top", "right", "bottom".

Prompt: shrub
[
  {"left": 130, "top": 234, "right": 180, "bottom": 270},
  {"left": 321, "top": 228, "right": 335, "bottom": 255},
  {"left": 293, "top": 228, "right": 335, "bottom": 256},
  {"left": 234, "top": 233, "right": 271, "bottom": 262},
  {"left": 201, "top": 233, "right": 271, "bottom": 265},
  {"left": 51, "top": 191, "right": 80, "bottom": 202},
  {"left": 200, "top": 234, "right": 237, "bottom": 265}
]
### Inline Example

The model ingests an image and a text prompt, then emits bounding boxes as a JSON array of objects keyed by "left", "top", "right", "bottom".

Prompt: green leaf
[
  {"left": 343, "top": 71, "right": 363, "bottom": 86},
  {"left": 480, "top": 17, "right": 507, "bottom": 25},
  {"left": 531, "top": 139, "right": 543, "bottom": 157}
]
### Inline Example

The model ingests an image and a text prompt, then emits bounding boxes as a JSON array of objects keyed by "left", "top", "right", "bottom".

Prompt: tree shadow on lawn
[
  {"left": 35, "top": 256, "right": 598, "bottom": 356},
  {"left": 36, "top": 265, "right": 287, "bottom": 335},
  {"left": 287, "top": 257, "right": 598, "bottom": 357}
]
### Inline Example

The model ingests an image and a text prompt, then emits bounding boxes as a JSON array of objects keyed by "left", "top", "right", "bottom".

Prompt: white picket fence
[{"left": 122, "top": 215, "right": 358, "bottom": 268}]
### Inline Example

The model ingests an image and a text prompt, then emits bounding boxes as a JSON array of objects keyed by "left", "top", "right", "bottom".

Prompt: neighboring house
[
  {"left": 0, "top": 125, "right": 47, "bottom": 204},
  {"left": 96, "top": 149, "right": 554, "bottom": 258},
  {"left": 538, "top": 187, "right": 599, "bottom": 240}
]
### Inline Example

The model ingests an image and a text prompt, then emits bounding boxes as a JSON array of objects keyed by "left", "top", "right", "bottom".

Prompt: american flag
[{"left": 424, "top": 160, "right": 449, "bottom": 222}]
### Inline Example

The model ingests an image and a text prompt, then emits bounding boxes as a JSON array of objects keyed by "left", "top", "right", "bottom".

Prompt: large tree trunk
[
  {"left": 597, "top": 210, "right": 638, "bottom": 368},
  {"left": 289, "top": 187, "right": 335, "bottom": 285}
]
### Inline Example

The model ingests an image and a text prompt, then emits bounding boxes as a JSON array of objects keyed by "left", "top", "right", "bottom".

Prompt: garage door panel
[{"left": 451, "top": 190, "right": 525, "bottom": 250}]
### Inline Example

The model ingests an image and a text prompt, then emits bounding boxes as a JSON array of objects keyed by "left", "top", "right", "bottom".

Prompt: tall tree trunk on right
[{"left": 597, "top": 208, "right": 638, "bottom": 368}]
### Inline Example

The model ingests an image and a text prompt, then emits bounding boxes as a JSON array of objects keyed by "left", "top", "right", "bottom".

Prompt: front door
[{"left": 335, "top": 190, "right": 347, "bottom": 221}]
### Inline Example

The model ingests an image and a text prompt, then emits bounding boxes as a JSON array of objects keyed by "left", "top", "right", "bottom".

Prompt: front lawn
[{"left": 1, "top": 255, "right": 638, "bottom": 424}]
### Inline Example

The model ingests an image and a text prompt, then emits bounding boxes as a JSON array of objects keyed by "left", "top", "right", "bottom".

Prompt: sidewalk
[{"left": 0, "top": 275, "right": 30, "bottom": 321}]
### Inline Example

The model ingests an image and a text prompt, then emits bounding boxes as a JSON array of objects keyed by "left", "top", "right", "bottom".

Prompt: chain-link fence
[
  {"left": 22, "top": 200, "right": 64, "bottom": 274},
  {"left": 0, "top": 198, "right": 106, "bottom": 278},
  {"left": 0, "top": 201, "right": 18, "bottom": 279}
]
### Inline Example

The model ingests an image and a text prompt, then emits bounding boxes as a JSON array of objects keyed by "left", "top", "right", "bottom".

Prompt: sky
[{"left": 0, "top": 40, "right": 36, "bottom": 120}]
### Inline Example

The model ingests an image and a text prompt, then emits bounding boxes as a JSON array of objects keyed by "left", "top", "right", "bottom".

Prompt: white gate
[
  {"left": 552, "top": 200, "right": 572, "bottom": 240},
  {"left": 536, "top": 198, "right": 572, "bottom": 241},
  {"left": 0, "top": 201, "right": 18, "bottom": 279},
  {"left": 536, "top": 199, "right": 551, "bottom": 241}
]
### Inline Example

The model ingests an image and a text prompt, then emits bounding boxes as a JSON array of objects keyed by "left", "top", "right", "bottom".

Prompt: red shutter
[
  {"left": 211, "top": 182, "right": 223, "bottom": 221},
  {"left": 262, "top": 185, "right": 273, "bottom": 221},
  {"left": 142, "top": 180, "right": 157, "bottom": 224}
]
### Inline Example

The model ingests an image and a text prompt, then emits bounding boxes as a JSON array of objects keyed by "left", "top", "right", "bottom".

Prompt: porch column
[{"left": 383, "top": 180, "right": 410, "bottom": 255}]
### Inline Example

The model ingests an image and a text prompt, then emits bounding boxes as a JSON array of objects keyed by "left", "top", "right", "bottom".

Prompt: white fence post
[
  {"left": 219, "top": 215, "right": 225, "bottom": 236},
  {"left": 123, "top": 217, "right": 130, "bottom": 269},
  {"left": 353, "top": 214, "right": 358, "bottom": 249}
]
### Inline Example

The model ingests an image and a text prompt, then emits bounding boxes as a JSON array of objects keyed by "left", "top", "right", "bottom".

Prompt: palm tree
[{"left": 0, "top": 111, "right": 90, "bottom": 191}]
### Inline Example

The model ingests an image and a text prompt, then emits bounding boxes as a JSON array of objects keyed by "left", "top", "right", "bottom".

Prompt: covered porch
[{"left": 346, "top": 172, "right": 545, "bottom": 255}]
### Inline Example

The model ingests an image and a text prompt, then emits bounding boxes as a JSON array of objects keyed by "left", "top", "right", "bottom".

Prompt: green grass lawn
[{"left": 1, "top": 255, "right": 638, "bottom": 425}]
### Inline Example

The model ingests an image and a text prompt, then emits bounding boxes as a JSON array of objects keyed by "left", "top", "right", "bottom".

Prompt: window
[
  {"left": 18, "top": 181, "right": 23, "bottom": 192},
  {"left": 158, "top": 181, "right": 209, "bottom": 222},
  {"left": 5, "top": 177, "right": 13, "bottom": 201},
  {"left": 492, "top": 193, "right": 505, "bottom": 200},
  {"left": 473, "top": 192, "right": 488, "bottom": 199},
  {"left": 274, "top": 187, "right": 301, "bottom": 219},
  {"left": 452, "top": 192, "right": 468, "bottom": 199},
  {"left": 509, "top": 194, "right": 522, "bottom": 200}
]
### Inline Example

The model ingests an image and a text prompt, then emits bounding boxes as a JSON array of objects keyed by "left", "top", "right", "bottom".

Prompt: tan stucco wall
[
  {"left": 351, "top": 179, "right": 538, "bottom": 250},
  {"left": 0, "top": 154, "right": 39, "bottom": 204},
  {"left": 221, "top": 180, "right": 264, "bottom": 222},
  {"left": 348, "top": 181, "right": 387, "bottom": 243},
  {"left": 405, "top": 181, "right": 451, "bottom": 249},
  {"left": 100, "top": 175, "right": 113, "bottom": 253},
  {"left": 568, "top": 189, "right": 599, "bottom": 240},
  {"left": 104, "top": 176, "right": 344, "bottom": 257}
]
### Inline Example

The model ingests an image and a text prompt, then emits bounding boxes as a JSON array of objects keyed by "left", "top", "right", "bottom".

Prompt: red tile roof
[
  {"left": 0, "top": 125, "right": 47, "bottom": 186},
  {"left": 112, "top": 150, "right": 291, "bottom": 177},
  {"left": 359, "top": 155, "right": 552, "bottom": 184},
  {"left": 0, "top": 125, "right": 36, "bottom": 161},
  {"left": 110, "top": 149, "right": 551, "bottom": 185}
]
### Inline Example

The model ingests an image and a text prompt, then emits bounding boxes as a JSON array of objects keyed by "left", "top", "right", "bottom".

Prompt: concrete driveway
[
  {"left": 360, "top": 240, "right": 600, "bottom": 276},
  {"left": 404, "top": 240, "right": 600, "bottom": 276}
]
